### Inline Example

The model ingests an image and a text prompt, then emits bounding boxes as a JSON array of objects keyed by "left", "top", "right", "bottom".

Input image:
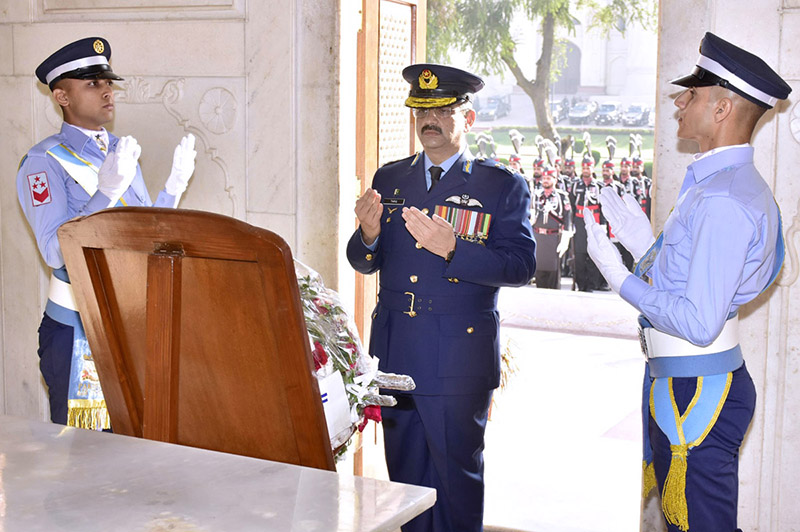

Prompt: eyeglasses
[{"left": 411, "top": 107, "right": 465, "bottom": 119}]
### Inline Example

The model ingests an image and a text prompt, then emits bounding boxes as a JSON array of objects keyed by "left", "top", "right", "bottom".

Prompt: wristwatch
[{"left": 445, "top": 243, "right": 456, "bottom": 263}]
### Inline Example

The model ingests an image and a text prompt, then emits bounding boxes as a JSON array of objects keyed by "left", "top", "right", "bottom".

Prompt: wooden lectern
[{"left": 58, "top": 207, "right": 335, "bottom": 471}]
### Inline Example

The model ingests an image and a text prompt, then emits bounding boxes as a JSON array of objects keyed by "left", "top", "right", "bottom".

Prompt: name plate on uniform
[
  {"left": 434, "top": 205, "right": 491, "bottom": 243},
  {"left": 382, "top": 197, "right": 405, "bottom": 206}
]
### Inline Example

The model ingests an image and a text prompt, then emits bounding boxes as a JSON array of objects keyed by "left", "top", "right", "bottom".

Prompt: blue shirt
[
  {"left": 620, "top": 146, "right": 781, "bottom": 346},
  {"left": 16, "top": 123, "right": 175, "bottom": 269}
]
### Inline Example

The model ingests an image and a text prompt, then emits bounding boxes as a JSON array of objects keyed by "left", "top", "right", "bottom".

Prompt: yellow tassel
[
  {"left": 642, "top": 460, "right": 657, "bottom": 498},
  {"left": 67, "top": 400, "right": 111, "bottom": 431},
  {"left": 662, "top": 444, "right": 690, "bottom": 532}
]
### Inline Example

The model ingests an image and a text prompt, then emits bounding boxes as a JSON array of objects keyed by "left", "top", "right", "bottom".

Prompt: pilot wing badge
[{"left": 445, "top": 194, "right": 484, "bottom": 208}]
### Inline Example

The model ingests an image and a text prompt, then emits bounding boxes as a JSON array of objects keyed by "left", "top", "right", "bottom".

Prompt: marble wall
[
  {"left": 647, "top": 1, "right": 799, "bottom": 530},
  {"left": 0, "top": 0, "right": 342, "bottom": 420},
  {"left": 2, "top": 0, "right": 799, "bottom": 529}
]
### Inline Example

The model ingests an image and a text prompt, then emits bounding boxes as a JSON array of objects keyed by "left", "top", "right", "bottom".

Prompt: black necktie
[{"left": 429, "top": 166, "right": 443, "bottom": 191}]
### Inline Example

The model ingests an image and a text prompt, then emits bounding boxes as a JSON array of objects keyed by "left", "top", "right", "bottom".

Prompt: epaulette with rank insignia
[
  {"left": 474, "top": 157, "right": 514, "bottom": 175},
  {"left": 379, "top": 152, "right": 419, "bottom": 169}
]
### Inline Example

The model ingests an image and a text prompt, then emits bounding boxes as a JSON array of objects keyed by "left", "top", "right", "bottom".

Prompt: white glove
[
  {"left": 584, "top": 208, "right": 631, "bottom": 293},
  {"left": 557, "top": 230, "right": 573, "bottom": 258},
  {"left": 97, "top": 135, "right": 141, "bottom": 207},
  {"left": 599, "top": 188, "right": 655, "bottom": 261},
  {"left": 164, "top": 134, "right": 197, "bottom": 198}
]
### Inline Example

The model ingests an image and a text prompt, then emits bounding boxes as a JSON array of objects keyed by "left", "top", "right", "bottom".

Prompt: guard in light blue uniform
[
  {"left": 585, "top": 33, "right": 791, "bottom": 532},
  {"left": 16, "top": 37, "right": 196, "bottom": 427},
  {"left": 348, "top": 64, "right": 535, "bottom": 532}
]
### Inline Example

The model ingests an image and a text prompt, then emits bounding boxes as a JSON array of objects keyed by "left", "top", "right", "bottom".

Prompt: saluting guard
[
  {"left": 586, "top": 32, "right": 790, "bottom": 531},
  {"left": 16, "top": 37, "right": 196, "bottom": 428}
]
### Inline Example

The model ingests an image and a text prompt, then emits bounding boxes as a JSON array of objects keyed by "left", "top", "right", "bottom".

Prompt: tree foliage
[{"left": 425, "top": 0, "right": 657, "bottom": 140}]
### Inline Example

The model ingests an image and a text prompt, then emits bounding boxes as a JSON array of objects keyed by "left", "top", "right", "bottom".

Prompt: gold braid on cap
[{"left": 405, "top": 96, "right": 458, "bottom": 108}]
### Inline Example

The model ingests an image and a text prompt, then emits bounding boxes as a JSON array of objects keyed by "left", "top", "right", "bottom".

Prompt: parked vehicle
[
  {"left": 595, "top": 101, "right": 622, "bottom": 125},
  {"left": 621, "top": 104, "right": 651, "bottom": 127},
  {"left": 477, "top": 95, "right": 511, "bottom": 121},
  {"left": 568, "top": 100, "right": 598, "bottom": 125},
  {"left": 550, "top": 101, "right": 568, "bottom": 123}
]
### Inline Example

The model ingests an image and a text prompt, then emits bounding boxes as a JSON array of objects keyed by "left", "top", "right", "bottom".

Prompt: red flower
[
  {"left": 358, "top": 405, "right": 382, "bottom": 431},
  {"left": 312, "top": 341, "right": 328, "bottom": 370},
  {"left": 313, "top": 299, "right": 330, "bottom": 315}
]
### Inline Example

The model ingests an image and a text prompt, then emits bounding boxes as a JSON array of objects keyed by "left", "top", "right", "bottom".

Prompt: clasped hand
[{"left": 402, "top": 207, "right": 456, "bottom": 259}]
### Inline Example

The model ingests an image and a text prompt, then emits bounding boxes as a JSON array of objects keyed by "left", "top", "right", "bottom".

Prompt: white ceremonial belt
[
  {"left": 639, "top": 317, "right": 739, "bottom": 359},
  {"left": 48, "top": 273, "right": 78, "bottom": 312}
]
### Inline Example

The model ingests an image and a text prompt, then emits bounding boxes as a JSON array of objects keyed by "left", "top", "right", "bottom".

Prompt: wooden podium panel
[{"left": 58, "top": 207, "right": 335, "bottom": 471}]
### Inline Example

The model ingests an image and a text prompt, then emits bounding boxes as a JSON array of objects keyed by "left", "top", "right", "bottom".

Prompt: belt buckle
[
  {"left": 403, "top": 291, "right": 417, "bottom": 318},
  {"left": 638, "top": 327, "right": 650, "bottom": 359}
]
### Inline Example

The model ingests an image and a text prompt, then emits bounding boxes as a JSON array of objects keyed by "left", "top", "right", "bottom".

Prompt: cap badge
[
  {"left": 419, "top": 69, "right": 438, "bottom": 90},
  {"left": 93, "top": 39, "right": 105, "bottom": 54}
]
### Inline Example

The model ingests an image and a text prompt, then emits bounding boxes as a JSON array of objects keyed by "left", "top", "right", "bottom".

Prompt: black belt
[{"left": 378, "top": 288, "right": 497, "bottom": 317}]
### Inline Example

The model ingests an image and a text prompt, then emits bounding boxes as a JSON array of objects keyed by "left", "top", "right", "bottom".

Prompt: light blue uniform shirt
[
  {"left": 619, "top": 146, "right": 781, "bottom": 346},
  {"left": 16, "top": 123, "right": 176, "bottom": 269}
]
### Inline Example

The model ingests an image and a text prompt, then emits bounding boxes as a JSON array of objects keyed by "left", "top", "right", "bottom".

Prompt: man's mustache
[{"left": 421, "top": 125, "right": 442, "bottom": 134}]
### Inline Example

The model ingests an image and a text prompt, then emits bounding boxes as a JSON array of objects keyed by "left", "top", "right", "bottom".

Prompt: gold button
[
  {"left": 386, "top": 217, "right": 391, "bottom": 222},
  {"left": 410, "top": 275, "right": 418, "bottom": 283},
  {"left": 422, "top": 208, "right": 429, "bottom": 215},
  {"left": 366, "top": 253, "right": 373, "bottom": 261},
  {"left": 415, "top": 242, "right": 422, "bottom": 249},
  {"left": 453, "top": 278, "right": 459, "bottom": 283},
  {"left": 467, "top": 327, "right": 474, "bottom": 334},
  {"left": 409, "top": 311, "right": 417, "bottom": 317}
]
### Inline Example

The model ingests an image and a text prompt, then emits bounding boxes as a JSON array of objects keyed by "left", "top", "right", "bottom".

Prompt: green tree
[{"left": 427, "top": 0, "right": 657, "bottom": 141}]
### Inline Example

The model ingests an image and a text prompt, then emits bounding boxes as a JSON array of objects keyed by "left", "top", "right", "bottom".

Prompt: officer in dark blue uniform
[{"left": 347, "top": 64, "right": 536, "bottom": 532}]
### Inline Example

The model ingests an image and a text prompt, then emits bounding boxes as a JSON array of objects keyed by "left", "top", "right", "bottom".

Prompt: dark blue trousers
[
  {"left": 37, "top": 313, "right": 73, "bottom": 425},
  {"left": 382, "top": 391, "right": 493, "bottom": 532},
  {"left": 650, "top": 363, "right": 755, "bottom": 532}
]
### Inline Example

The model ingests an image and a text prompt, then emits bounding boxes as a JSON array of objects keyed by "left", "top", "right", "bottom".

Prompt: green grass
[{"left": 468, "top": 126, "right": 654, "bottom": 172}]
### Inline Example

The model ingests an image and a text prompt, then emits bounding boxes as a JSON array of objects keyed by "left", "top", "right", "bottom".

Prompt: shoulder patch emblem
[{"left": 28, "top": 172, "right": 52, "bottom": 206}]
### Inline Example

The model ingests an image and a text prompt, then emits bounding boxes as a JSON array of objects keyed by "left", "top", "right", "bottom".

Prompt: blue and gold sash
[{"left": 45, "top": 144, "right": 117, "bottom": 430}]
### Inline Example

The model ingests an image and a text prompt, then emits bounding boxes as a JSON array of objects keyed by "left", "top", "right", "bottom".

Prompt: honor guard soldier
[
  {"left": 561, "top": 157, "right": 577, "bottom": 187},
  {"left": 532, "top": 166, "right": 573, "bottom": 289},
  {"left": 632, "top": 157, "right": 652, "bottom": 218},
  {"left": 16, "top": 37, "right": 197, "bottom": 428},
  {"left": 509, "top": 153, "right": 533, "bottom": 194},
  {"left": 586, "top": 32, "right": 790, "bottom": 532},
  {"left": 531, "top": 157, "right": 545, "bottom": 193},
  {"left": 618, "top": 157, "right": 644, "bottom": 200},
  {"left": 568, "top": 155, "right": 604, "bottom": 291},
  {"left": 347, "top": 64, "right": 536, "bottom": 532}
]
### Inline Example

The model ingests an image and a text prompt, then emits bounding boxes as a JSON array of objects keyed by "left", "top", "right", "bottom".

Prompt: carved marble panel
[{"left": 113, "top": 76, "right": 246, "bottom": 219}]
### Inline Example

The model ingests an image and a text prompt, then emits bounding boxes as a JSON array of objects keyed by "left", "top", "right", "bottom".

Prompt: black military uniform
[
  {"left": 632, "top": 157, "right": 652, "bottom": 219},
  {"left": 532, "top": 166, "right": 572, "bottom": 289},
  {"left": 569, "top": 156, "right": 604, "bottom": 291}
]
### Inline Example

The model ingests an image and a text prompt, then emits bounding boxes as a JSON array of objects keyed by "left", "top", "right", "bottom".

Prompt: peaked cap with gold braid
[{"left": 402, "top": 63, "right": 484, "bottom": 108}]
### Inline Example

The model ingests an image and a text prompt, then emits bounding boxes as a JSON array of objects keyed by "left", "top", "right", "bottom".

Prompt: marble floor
[{"left": 344, "top": 283, "right": 646, "bottom": 532}]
